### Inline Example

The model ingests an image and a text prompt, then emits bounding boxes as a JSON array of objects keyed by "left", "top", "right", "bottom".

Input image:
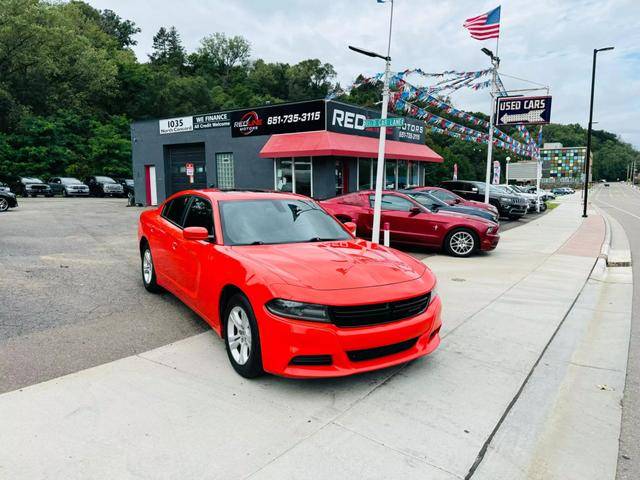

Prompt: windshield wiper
[
  {"left": 249, "top": 240, "right": 265, "bottom": 245},
  {"left": 306, "top": 237, "right": 339, "bottom": 242}
]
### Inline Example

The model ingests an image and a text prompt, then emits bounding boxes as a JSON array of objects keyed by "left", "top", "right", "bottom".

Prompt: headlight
[
  {"left": 429, "top": 285, "right": 438, "bottom": 304},
  {"left": 266, "top": 299, "right": 330, "bottom": 322},
  {"left": 487, "top": 226, "right": 496, "bottom": 234}
]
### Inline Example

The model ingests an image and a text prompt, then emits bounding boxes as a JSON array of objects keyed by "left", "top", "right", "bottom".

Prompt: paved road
[{"left": 592, "top": 183, "right": 640, "bottom": 480}]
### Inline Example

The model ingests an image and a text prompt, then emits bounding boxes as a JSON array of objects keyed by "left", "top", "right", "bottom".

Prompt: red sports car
[
  {"left": 413, "top": 186, "right": 499, "bottom": 216},
  {"left": 138, "top": 190, "right": 441, "bottom": 378},
  {"left": 320, "top": 190, "right": 499, "bottom": 257}
]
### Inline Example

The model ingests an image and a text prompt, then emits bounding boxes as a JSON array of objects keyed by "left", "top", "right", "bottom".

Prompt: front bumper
[
  {"left": 480, "top": 232, "right": 500, "bottom": 251},
  {"left": 258, "top": 295, "right": 442, "bottom": 378}
]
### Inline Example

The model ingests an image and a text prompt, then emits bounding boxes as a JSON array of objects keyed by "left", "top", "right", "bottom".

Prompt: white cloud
[{"left": 86, "top": 0, "right": 640, "bottom": 147}]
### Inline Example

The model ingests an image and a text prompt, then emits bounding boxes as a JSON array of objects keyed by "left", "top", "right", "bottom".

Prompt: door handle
[{"left": 172, "top": 242, "right": 177, "bottom": 250}]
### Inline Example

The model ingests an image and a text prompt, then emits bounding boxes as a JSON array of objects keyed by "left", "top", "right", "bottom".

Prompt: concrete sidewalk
[{"left": 0, "top": 196, "right": 622, "bottom": 480}]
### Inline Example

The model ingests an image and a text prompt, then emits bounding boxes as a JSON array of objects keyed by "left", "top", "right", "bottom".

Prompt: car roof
[{"left": 167, "top": 189, "right": 312, "bottom": 202}]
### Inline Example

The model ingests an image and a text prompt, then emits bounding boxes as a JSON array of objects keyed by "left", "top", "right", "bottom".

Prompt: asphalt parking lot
[
  {"left": 0, "top": 197, "right": 542, "bottom": 393},
  {"left": 0, "top": 198, "right": 209, "bottom": 393}
]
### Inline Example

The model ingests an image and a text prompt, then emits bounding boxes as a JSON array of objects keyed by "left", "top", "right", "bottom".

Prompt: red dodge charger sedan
[
  {"left": 138, "top": 190, "right": 441, "bottom": 378},
  {"left": 320, "top": 190, "right": 499, "bottom": 257}
]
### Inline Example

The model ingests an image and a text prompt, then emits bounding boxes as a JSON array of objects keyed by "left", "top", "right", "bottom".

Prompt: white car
[{"left": 497, "top": 185, "right": 547, "bottom": 212}]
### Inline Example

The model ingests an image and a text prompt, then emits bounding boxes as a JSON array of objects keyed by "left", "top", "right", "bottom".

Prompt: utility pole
[{"left": 348, "top": 0, "right": 394, "bottom": 244}]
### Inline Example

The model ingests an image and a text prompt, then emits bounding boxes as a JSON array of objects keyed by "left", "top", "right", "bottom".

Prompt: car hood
[
  {"left": 433, "top": 210, "right": 495, "bottom": 225},
  {"left": 231, "top": 239, "right": 426, "bottom": 291}
]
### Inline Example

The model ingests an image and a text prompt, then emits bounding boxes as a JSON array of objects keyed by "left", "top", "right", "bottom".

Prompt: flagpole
[{"left": 484, "top": 54, "right": 498, "bottom": 204}]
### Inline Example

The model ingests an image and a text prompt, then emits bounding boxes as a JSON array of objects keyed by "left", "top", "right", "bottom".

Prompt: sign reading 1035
[{"left": 495, "top": 95, "right": 552, "bottom": 126}]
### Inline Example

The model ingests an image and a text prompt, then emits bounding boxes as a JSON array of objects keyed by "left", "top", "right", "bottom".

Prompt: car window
[
  {"left": 369, "top": 194, "right": 416, "bottom": 212},
  {"left": 407, "top": 193, "right": 437, "bottom": 209},
  {"left": 183, "top": 196, "right": 214, "bottom": 235},
  {"left": 95, "top": 176, "right": 116, "bottom": 183},
  {"left": 162, "top": 195, "right": 191, "bottom": 227},
  {"left": 430, "top": 189, "right": 456, "bottom": 202}
]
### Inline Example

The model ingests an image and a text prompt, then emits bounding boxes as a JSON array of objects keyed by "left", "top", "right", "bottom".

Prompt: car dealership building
[{"left": 130, "top": 99, "right": 443, "bottom": 205}]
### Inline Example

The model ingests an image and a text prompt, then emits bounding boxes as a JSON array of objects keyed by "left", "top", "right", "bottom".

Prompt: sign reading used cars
[{"left": 495, "top": 95, "right": 552, "bottom": 126}]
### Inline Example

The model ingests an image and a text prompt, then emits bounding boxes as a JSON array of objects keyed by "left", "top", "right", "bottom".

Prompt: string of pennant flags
[{"left": 328, "top": 65, "right": 541, "bottom": 158}]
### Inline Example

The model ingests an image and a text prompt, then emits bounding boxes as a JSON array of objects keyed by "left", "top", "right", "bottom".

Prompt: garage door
[{"left": 166, "top": 143, "right": 207, "bottom": 195}]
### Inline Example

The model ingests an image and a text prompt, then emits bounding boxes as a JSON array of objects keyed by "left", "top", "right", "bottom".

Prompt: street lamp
[
  {"left": 583, "top": 46, "right": 614, "bottom": 218},
  {"left": 481, "top": 47, "right": 500, "bottom": 204},
  {"left": 347, "top": 0, "right": 395, "bottom": 244},
  {"left": 505, "top": 156, "right": 511, "bottom": 183}
]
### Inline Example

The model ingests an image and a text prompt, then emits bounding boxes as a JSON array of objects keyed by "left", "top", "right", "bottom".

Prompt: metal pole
[
  {"left": 535, "top": 149, "right": 541, "bottom": 213},
  {"left": 484, "top": 60, "right": 498, "bottom": 204},
  {"left": 371, "top": 0, "right": 394, "bottom": 244},
  {"left": 583, "top": 49, "right": 597, "bottom": 218}
]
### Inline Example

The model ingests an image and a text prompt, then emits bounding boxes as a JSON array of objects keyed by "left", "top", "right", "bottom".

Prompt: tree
[
  {"left": 189, "top": 33, "right": 251, "bottom": 83},
  {"left": 99, "top": 9, "right": 140, "bottom": 48},
  {"left": 149, "top": 26, "right": 186, "bottom": 70},
  {"left": 288, "top": 59, "right": 336, "bottom": 100}
]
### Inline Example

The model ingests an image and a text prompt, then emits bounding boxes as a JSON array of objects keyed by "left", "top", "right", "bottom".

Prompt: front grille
[
  {"left": 347, "top": 337, "right": 419, "bottom": 362},
  {"left": 329, "top": 293, "right": 430, "bottom": 328},
  {"left": 29, "top": 185, "right": 47, "bottom": 191},
  {"left": 290, "top": 355, "right": 332, "bottom": 366}
]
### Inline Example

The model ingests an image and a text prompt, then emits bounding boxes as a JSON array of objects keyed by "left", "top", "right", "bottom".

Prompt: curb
[{"left": 593, "top": 204, "right": 632, "bottom": 268}]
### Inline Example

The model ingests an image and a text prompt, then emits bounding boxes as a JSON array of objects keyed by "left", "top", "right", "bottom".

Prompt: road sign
[
  {"left": 364, "top": 117, "right": 405, "bottom": 128},
  {"left": 495, "top": 95, "right": 552, "bottom": 126},
  {"left": 185, "top": 162, "right": 194, "bottom": 184}
]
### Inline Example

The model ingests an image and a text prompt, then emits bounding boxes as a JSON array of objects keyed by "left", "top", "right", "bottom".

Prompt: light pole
[
  {"left": 348, "top": 0, "right": 394, "bottom": 244},
  {"left": 583, "top": 46, "right": 614, "bottom": 218},
  {"left": 482, "top": 47, "right": 499, "bottom": 204},
  {"left": 505, "top": 156, "right": 511, "bottom": 183}
]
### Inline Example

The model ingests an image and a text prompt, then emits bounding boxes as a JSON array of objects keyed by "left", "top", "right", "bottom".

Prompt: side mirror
[
  {"left": 183, "top": 226, "right": 210, "bottom": 241},
  {"left": 344, "top": 221, "right": 357, "bottom": 236},
  {"left": 409, "top": 206, "right": 422, "bottom": 215}
]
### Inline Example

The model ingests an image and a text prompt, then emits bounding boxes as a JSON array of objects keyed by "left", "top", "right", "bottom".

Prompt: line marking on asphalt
[{"left": 596, "top": 198, "right": 640, "bottom": 223}]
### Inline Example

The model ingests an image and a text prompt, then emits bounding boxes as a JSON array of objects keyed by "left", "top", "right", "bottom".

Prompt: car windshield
[
  {"left": 23, "top": 177, "right": 43, "bottom": 183},
  {"left": 96, "top": 176, "right": 116, "bottom": 183},
  {"left": 220, "top": 199, "right": 351, "bottom": 246},
  {"left": 125, "top": 179, "right": 134, "bottom": 186},
  {"left": 61, "top": 177, "right": 82, "bottom": 184},
  {"left": 407, "top": 192, "right": 444, "bottom": 208}
]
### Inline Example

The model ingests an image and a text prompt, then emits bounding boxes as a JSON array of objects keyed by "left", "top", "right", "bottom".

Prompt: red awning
[{"left": 259, "top": 130, "right": 443, "bottom": 163}]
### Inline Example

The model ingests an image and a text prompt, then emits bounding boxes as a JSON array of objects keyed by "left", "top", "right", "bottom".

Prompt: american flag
[{"left": 463, "top": 6, "right": 501, "bottom": 41}]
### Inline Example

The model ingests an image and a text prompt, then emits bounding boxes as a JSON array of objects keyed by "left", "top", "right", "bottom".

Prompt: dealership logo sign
[{"left": 234, "top": 111, "right": 263, "bottom": 135}]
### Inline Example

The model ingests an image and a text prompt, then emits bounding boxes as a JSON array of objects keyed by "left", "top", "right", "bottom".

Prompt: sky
[{"left": 86, "top": 0, "right": 640, "bottom": 148}]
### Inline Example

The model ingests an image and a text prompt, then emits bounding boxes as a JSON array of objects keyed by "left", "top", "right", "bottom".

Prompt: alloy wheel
[
  {"left": 142, "top": 249, "right": 153, "bottom": 284},
  {"left": 227, "top": 306, "right": 252, "bottom": 365},
  {"left": 449, "top": 231, "right": 475, "bottom": 256},
  {"left": 0, "top": 198, "right": 8, "bottom": 212}
]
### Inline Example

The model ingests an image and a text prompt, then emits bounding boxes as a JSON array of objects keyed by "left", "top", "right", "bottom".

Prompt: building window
[
  {"left": 385, "top": 159, "right": 397, "bottom": 189},
  {"left": 216, "top": 153, "right": 234, "bottom": 189},
  {"left": 274, "top": 158, "right": 313, "bottom": 196},
  {"left": 358, "top": 158, "right": 373, "bottom": 190},
  {"left": 408, "top": 162, "right": 420, "bottom": 187}
]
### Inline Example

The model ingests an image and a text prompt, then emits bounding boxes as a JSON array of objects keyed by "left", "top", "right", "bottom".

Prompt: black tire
[
  {"left": 540, "top": 202, "right": 548, "bottom": 212},
  {"left": 0, "top": 198, "right": 9, "bottom": 212},
  {"left": 444, "top": 228, "right": 478, "bottom": 258},
  {"left": 63, "top": 189, "right": 68, "bottom": 197},
  {"left": 223, "top": 293, "right": 264, "bottom": 378},
  {"left": 141, "top": 245, "right": 161, "bottom": 293}
]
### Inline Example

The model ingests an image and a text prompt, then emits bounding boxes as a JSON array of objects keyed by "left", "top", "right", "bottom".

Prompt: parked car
[
  {"left": 496, "top": 184, "right": 546, "bottom": 212},
  {"left": 551, "top": 187, "right": 575, "bottom": 195},
  {"left": 138, "top": 189, "right": 442, "bottom": 378},
  {"left": 85, "top": 175, "right": 124, "bottom": 197},
  {"left": 0, "top": 190, "right": 18, "bottom": 212},
  {"left": 114, "top": 178, "right": 134, "bottom": 198},
  {"left": 410, "top": 186, "right": 499, "bottom": 217},
  {"left": 48, "top": 177, "right": 90, "bottom": 197},
  {"left": 399, "top": 189, "right": 499, "bottom": 223},
  {"left": 11, "top": 177, "right": 53, "bottom": 197},
  {"left": 439, "top": 180, "right": 527, "bottom": 220},
  {"left": 321, "top": 190, "right": 499, "bottom": 257},
  {"left": 523, "top": 186, "right": 555, "bottom": 201}
]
